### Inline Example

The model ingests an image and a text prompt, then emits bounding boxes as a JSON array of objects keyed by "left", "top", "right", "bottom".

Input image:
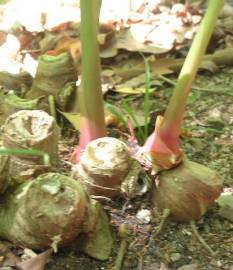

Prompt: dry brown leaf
[
  {"left": 117, "top": 28, "right": 171, "bottom": 54},
  {"left": 98, "top": 23, "right": 116, "bottom": 50},
  {"left": 113, "top": 57, "right": 177, "bottom": 83},
  {"left": 0, "top": 242, "right": 20, "bottom": 267},
  {"left": 199, "top": 60, "right": 218, "bottom": 73},
  {"left": 16, "top": 249, "right": 53, "bottom": 270},
  {"left": 48, "top": 36, "right": 81, "bottom": 64},
  {"left": 49, "top": 21, "right": 73, "bottom": 33}
]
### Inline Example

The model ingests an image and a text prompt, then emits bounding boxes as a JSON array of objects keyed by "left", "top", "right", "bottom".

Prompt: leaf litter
[{"left": 0, "top": 0, "right": 232, "bottom": 270}]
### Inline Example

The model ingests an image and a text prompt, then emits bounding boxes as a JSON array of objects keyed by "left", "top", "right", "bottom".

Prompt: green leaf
[{"left": 59, "top": 111, "right": 80, "bottom": 130}]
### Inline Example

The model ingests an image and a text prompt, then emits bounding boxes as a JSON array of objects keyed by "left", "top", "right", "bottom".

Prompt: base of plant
[
  {"left": 0, "top": 173, "right": 113, "bottom": 257},
  {"left": 0, "top": 173, "right": 88, "bottom": 249},
  {"left": 152, "top": 159, "right": 223, "bottom": 222},
  {"left": 1, "top": 110, "right": 59, "bottom": 166},
  {"left": 143, "top": 116, "right": 182, "bottom": 171},
  {"left": 72, "top": 137, "right": 133, "bottom": 198},
  {"left": 26, "top": 52, "right": 77, "bottom": 110}
]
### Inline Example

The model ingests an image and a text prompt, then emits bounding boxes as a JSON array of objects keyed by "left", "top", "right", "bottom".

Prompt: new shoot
[
  {"left": 143, "top": 0, "right": 224, "bottom": 170},
  {"left": 148, "top": 0, "right": 224, "bottom": 222},
  {"left": 72, "top": 0, "right": 106, "bottom": 163}
]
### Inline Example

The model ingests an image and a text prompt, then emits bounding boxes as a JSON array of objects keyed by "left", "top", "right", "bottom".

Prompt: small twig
[
  {"left": 158, "top": 74, "right": 233, "bottom": 97},
  {"left": 112, "top": 224, "right": 128, "bottom": 270},
  {"left": 190, "top": 220, "right": 215, "bottom": 256},
  {"left": 153, "top": 208, "right": 171, "bottom": 239},
  {"left": 138, "top": 209, "right": 171, "bottom": 270},
  {"left": 90, "top": 195, "right": 113, "bottom": 203}
]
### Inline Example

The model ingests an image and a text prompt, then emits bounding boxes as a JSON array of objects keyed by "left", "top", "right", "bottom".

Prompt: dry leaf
[
  {"left": 98, "top": 24, "right": 116, "bottom": 50},
  {"left": 117, "top": 28, "right": 171, "bottom": 54},
  {"left": 0, "top": 242, "right": 20, "bottom": 267},
  {"left": 49, "top": 36, "right": 81, "bottom": 64},
  {"left": 113, "top": 57, "right": 177, "bottom": 83},
  {"left": 16, "top": 249, "right": 53, "bottom": 270}
]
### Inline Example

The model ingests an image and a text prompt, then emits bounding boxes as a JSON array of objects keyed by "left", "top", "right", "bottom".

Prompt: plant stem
[
  {"left": 160, "top": 0, "right": 224, "bottom": 152},
  {"left": 75, "top": 0, "right": 106, "bottom": 161},
  {"left": 0, "top": 148, "right": 50, "bottom": 165},
  {"left": 141, "top": 53, "right": 151, "bottom": 142}
]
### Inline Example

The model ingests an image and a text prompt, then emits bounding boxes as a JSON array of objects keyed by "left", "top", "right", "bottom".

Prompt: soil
[
  {"left": 0, "top": 1, "right": 232, "bottom": 269},
  {"left": 46, "top": 67, "right": 233, "bottom": 270}
]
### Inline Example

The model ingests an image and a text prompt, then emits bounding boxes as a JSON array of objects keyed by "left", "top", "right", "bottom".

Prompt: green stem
[
  {"left": 97, "top": 0, "right": 102, "bottom": 22},
  {"left": 161, "top": 0, "right": 224, "bottom": 144},
  {"left": 79, "top": 0, "right": 105, "bottom": 128},
  {"left": 48, "top": 95, "right": 57, "bottom": 123},
  {"left": 74, "top": 0, "right": 106, "bottom": 161},
  {"left": 141, "top": 53, "right": 151, "bottom": 141},
  {"left": 0, "top": 148, "right": 50, "bottom": 165}
]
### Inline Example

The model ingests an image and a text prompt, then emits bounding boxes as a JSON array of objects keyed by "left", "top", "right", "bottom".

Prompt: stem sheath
[{"left": 161, "top": 0, "right": 224, "bottom": 148}]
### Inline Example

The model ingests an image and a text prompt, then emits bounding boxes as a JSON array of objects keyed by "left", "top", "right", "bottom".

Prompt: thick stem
[
  {"left": 160, "top": 0, "right": 224, "bottom": 151},
  {"left": 75, "top": 0, "right": 106, "bottom": 161}
]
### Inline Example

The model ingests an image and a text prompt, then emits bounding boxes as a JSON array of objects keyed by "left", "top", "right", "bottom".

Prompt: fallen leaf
[
  {"left": 113, "top": 57, "right": 177, "bottom": 83},
  {"left": 117, "top": 28, "right": 171, "bottom": 54},
  {"left": 0, "top": 242, "right": 20, "bottom": 267},
  {"left": 49, "top": 21, "right": 73, "bottom": 33},
  {"left": 59, "top": 111, "right": 80, "bottom": 130},
  {"left": 16, "top": 249, "right": 53, "bottom": 270},
  {"left": 50, "top": 36, "right": 81, "bottom": 64},
  {"left": 114, "top": 87, "right": 155, "bottom": 94},
  {"left": 130, "top": 24, "right": 174, "bottom": 51},
  {"left": 98, "top": 24, "right": 116, "bottom": 50},
  {"left": 39, "top": 32, "right": 59, "bottom": 53},
  {"left": 199, "top": 60, "right": 218, "bottom": 73}
]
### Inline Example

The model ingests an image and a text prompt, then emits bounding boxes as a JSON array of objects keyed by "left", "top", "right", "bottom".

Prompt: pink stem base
[
  {"left": 143, "top": 116, "right": 182, "bottom": 169},
  {"left": 70, "top": 117, "right": 106, "bottom": 163}
]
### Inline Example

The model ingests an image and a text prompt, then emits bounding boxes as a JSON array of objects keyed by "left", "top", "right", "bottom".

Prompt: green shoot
[
  {"left": 122, "top": 100, "right": 145, "bottom": 144},
  {"left": 72, "top": 0, "right": 106, "bottom": 162},
  {"left": 141, "top": 53, "right": 151, "bottom": 140},
  {"left": 143, "top": 0, "right": 224, "bottom": 169},
  {"left": 105, "top": 53, "right": 152, "bottom": 145},
  {"left": 0, "top": 147, "right": 50, "bottom": 166}
]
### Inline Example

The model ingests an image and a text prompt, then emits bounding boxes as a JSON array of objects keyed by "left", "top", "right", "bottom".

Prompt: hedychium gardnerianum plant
[
  {"left": 71, "top": 0, "right": 152, "bottom": 199},
  {"left": 141, "top": 0, "right": 224, "bottom": 222},
  {"left": 0, "top": 110, "right": 59, "bottom": 185},
  {"left": 71, "top": 0, "right": 106, "bottom": 163},
  {"left": 73, "top": 0, "right": 223, "bottom": 218},
  {"left": 0, "top": 111, "right": 113, "bottom": 259},
  {"left": 72, "top": 136, "right": 152, "bottom": 199},
  {"left": 0, "top": 172, "right": 113, "bottom": 260},
  {"left": 142, "top": 0, "right": 224, "bottom": 171}
]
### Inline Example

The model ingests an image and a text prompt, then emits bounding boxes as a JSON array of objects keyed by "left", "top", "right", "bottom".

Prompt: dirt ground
[
  {"left": 0, "top": 1, "right": 232, "bottom": 269},
  {"left": 46, "top": 67, "right": 233, "bottom": 270}
]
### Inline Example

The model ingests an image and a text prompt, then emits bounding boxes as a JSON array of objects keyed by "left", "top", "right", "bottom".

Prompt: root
[{"left": 190, "top": 220, "right": 215, "bottom": 256}]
